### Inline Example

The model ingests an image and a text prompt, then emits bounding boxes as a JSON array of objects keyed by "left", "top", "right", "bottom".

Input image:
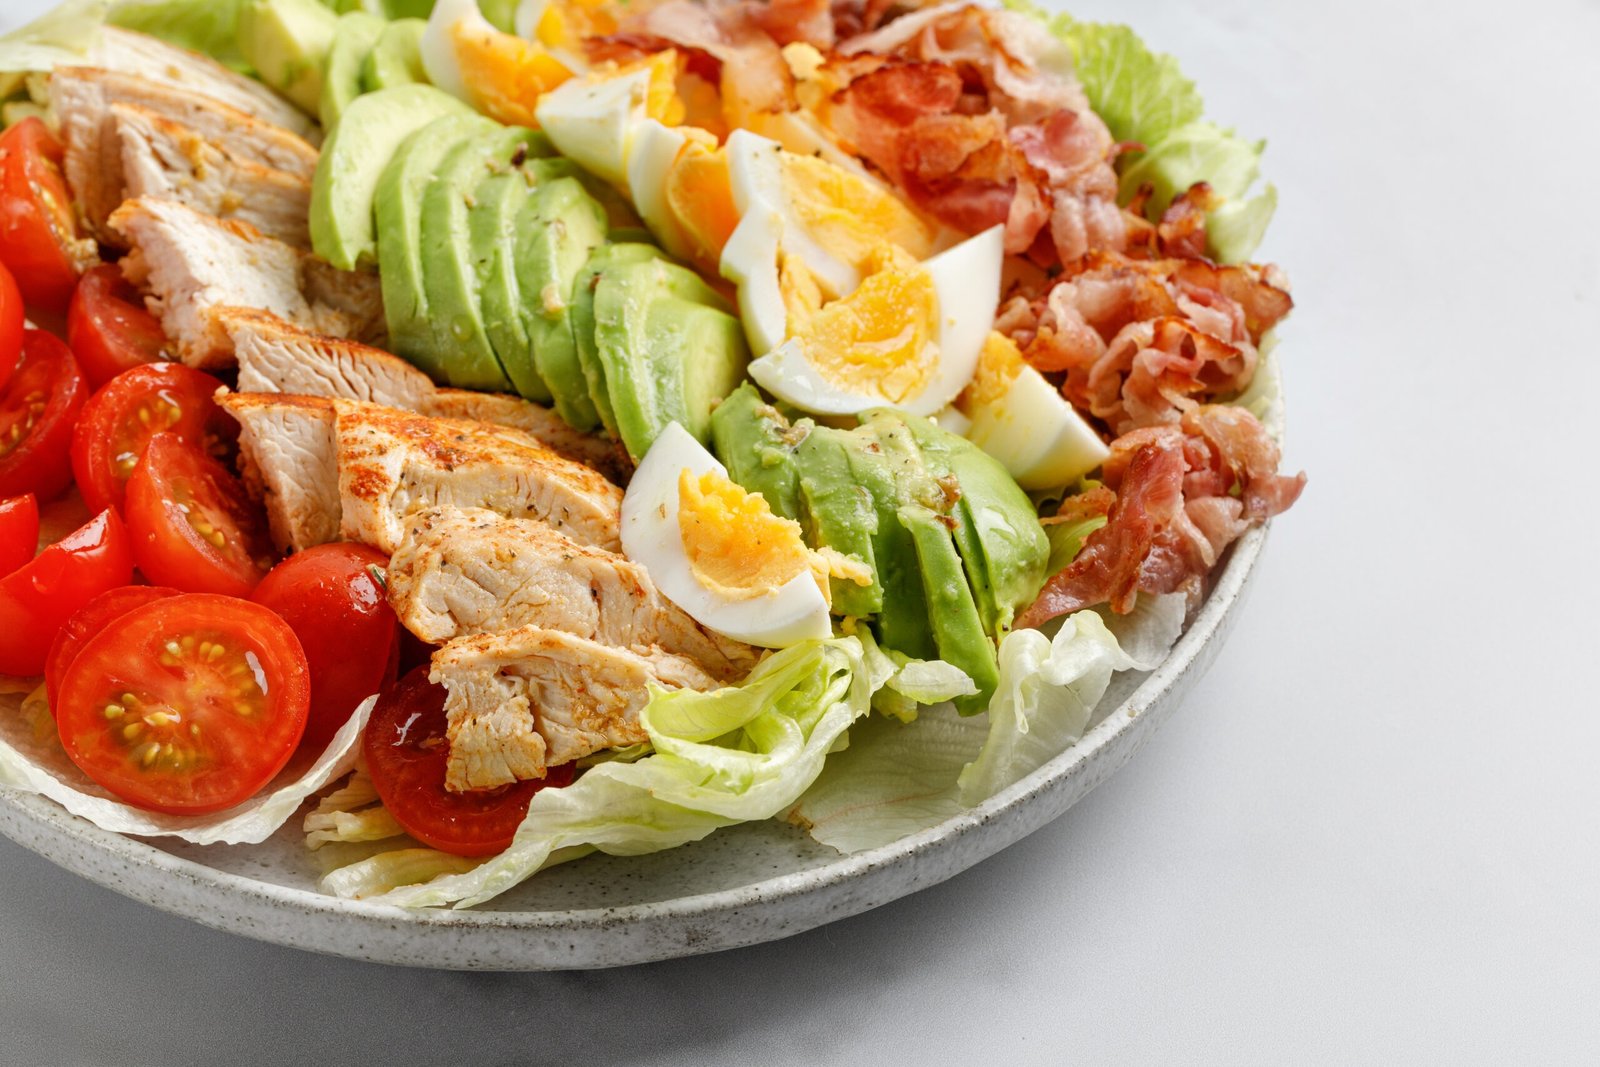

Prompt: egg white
[
  {"left": 534, "top": 65, "right": 655, "bottom": 189},
  {"left": 965, "top": 362, "right": 1110, "bottom": 489}
]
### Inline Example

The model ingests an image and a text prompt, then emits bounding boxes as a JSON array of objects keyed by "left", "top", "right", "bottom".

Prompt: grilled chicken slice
[
  {"left": 334, "top": 401, "right": 622, "bottom": 553},
  {"left": 216, "top": 393, "right": 623, "bottom": 554},
  {"left": 91, "top": 27, "right": 317, "bottom": 140},
  {"left": 49, "top": 67, "right": 318, "bottom": 237},
  {"left": 390, "top": 507, "right": 759, "bottom": 680},
  {"left": 431, "top": 627, "right": 720, "bottom": 791},
  {"left": 113, "top": 104, "right": 311, "bottom": 247},
  {"left": 222, "top": 308, "right": 628, "bottom": 481},
  {"left": 109, "top": 199, "right": 381, "bottom": 368}
]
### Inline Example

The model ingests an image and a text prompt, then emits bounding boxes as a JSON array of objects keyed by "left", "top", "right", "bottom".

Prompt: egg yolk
[
  {"left": 678, "top": 469, "right": 812, "bottom": 601},
  {"left": 452, "top": 21, "right": 573, "bottom": 127},
  {"left": 779, "top": 153, "right": 937, "bottom": 271},
  {"left": 533, "top": 0, "right": 620, "bottom": 50},
  {"left": 667, "top": 144, "right": 739, "bottom": 271},
  {"left": 959, "top": 331, "right": 1026, "bottom": 414},
  {"left": 780, "top": 245, "right": 940, "bottom": 405},
  {"left": 624, "top": 50, "right": 687, "bottom": 127}
]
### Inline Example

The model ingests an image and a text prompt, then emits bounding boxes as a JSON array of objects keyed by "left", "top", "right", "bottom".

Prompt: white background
[{"left": 2, "top": 0, "right": 1597, "bottom": 1063}]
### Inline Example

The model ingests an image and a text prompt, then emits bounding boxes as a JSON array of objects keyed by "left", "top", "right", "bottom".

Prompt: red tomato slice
[
  {"left": 0, "top": 118, "right": 89, "bottom": 313},
  {"left": 0, "top": 508, "right": 133, "bottom": 677},
  {"left": 43, "top": 584, "right": 183, "bottom": 715},
  {"left": 364, "top": 667, "right": 575, "bottom": 857},
  {"left": 66, "top": 264, "right": 169, "bottom": 389},
  {"left": 55, "top": 594, "right": 310, "bottom": 815},
  {"left": 251, "top": 543, "right": 399, "bottom": 756},
  {"left": 0, "top": 261, "right": 22, "bottom": 391},
  {"left": 70, "top": 362, "right": 231, "bottom": 514},
  {"left": 0, "top": 330, "right": 88, "bottom": 500},
  {"left": 0, "top": 492, "right": 38, "bottom": 576},
  {"left": 124, "top": 432, "right": 275, "bottom": 597}
]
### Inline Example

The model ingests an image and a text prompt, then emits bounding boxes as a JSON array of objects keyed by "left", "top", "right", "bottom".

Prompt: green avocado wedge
[
  {"left": 374, "top": 111, "right": 498, "bottom": 377},
  {"left": 560, "top": 242, "right": 660, "bottom": 434},
  {"left": 898, "top": 500, "right": 1000, "bottom": 715},
  {"left": 312, "top": 84, "right": 478, "bottom": 271},
  {"left": 319, "top": 11, "right": 386, "bottom": 130},
  {"left": 469, "top": 156, "right": 547, "bottom": 403},
  {"left": 419, "top": 125, "right": 550, "bottom": 392},
  {"left": 361, "top": 18, "right": 427, "bottom": 91},
  {"left": 590, "top": 256, "right": 749, "bottom": 460},
  {"left": 237, "top": 0, "right": 339, "bottom": 115},
  {"left": 710, "top": 383, "right": 806, "bottom": 523}
]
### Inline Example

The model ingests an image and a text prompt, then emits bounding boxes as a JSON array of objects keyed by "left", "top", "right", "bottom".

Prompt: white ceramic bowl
[{"left": 0, "top": 527, "right": 1265, "bottom": 970}]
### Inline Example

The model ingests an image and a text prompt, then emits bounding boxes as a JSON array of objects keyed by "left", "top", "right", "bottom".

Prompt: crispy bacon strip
[{"left": 1018, "top": 406, "right": 1304, "bottom": 626}]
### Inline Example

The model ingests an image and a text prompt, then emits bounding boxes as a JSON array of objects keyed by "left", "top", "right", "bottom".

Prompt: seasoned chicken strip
[
  {"left": 109, "top": 199, "right": 380, "bottom": 368},
  {"left": 214, "top": 393, "right": 341, "bottom": 552},
  {"left": 334, "top": 401, "right": 622, "bottom": 553},
  {"left": 113, "top": 104, "right": 311, "bottom": 247},
  {"left": 221, "top": 308, "right": 626, "bottom": 481},
  {"left": 91, "top": 27, "right": 317, "bottom": 140},
  {"left": 389, "top": 507, "right": 759, "bottom": 680},
  {"left": 49, "top": 68, "right": 318, "bottom": 237},
  {"left": 431, "top": 627, "right": 720, "bottom": 791}
]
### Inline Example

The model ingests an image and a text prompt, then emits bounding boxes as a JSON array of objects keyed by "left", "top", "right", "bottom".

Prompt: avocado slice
[
  {"left": 374, "top": 110, "right": 498, "bottom": 376},
  {"left": 709, "top": 382, "right": 806, "bottom": 523},
  {"left": 897, "top": 502, "right": 1000, "bottom": 715},
  {"left": 468, "top": 154, "right": 549, "bottom": 403},
  {"left": 841, "top": 414, "right": 938, "bottom": 657},
  {"left": 319, "top": 11, "right": 387, "bottom": 130},
  {"left": 237, "top": 0, "right": 339, "bottom": 115},
  {"left": 361, "top": 18, "right": 427, "bottom": 91},
  {"left": 787, "top": 427, "right": 881, "bottom": 622},
  {"left": 590, "top": 256, "right": 749, "bottom": 460},
  {"left": 312, "top": 84, "right": 477, "bottom": 271},
  {"left": 513, "top": 176, "right": 612, "bottom": 431},
  {"left": 418, "top": 125, "right": 548, "bottom": 392},
  {"left": 561, "top": 242, "right": 662, "bottom": 434}
]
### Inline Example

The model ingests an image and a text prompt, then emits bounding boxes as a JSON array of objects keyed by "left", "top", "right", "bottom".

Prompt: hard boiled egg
[
  {"left": 534, "top": 51, "right": 683, "bottom": 191},
  {"left": 621, "top": 422, "right": 833, "bottom": 648},
  {"left": 960, "top": 333, "right": 1110, "bottom": 489},
  {"left": 422, "top": 0, "right": 573, "bottom": 127}
]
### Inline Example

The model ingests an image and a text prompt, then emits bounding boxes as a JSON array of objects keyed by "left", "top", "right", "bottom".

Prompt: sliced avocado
[
  {"left": 237, "top": 0, "right": 339, "bottom": 115},
  {"left": 374, "top": 110, "right": 497, "bottom": 374},
  {"left": 312, "top": 84, "right": 477, "bottom": 271},
  {"left": 562, "top": 242, "right": 662, "bottom": 434},
  {"left": 843, "top": 415, "right": 937, "bottom": 657},
  {"left": 709, "top": 383, "right": 806, "bottom": 522},
  {"left": 793, "top": 427, "right": 884, "bottom": 621},
  {"left": 468, "top": 154, "right": 548, "bottom": 403},
  {"left": 319, "top": 11, "right": 387, "bottom": 130},
  {"left": 361, "top": 18, "right": 427, "bottom": 91},
  {"left": 897, "top": 502, "right": 999, "bottom": 715},
  {"left": 590, "top": 256, "right": 749, "bottom": 460},
  {"left": 418, "top": 125, "right": 548, "bottom": 392}
]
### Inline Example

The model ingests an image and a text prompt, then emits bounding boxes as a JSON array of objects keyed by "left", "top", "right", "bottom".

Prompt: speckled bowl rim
[{"left": 0, "top": 524, "right": 1265, "bottom": 965}]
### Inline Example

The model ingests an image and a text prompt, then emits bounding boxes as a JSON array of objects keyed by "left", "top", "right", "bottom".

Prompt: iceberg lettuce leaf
[
  {"left": 108, "top": 0, "right": 251, "bottom": 72},
  {"left": 0, "top": 1, "right": 110, "bottom": 75}
]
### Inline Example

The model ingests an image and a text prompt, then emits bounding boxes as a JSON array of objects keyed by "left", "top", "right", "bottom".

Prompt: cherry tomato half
[
  {"left": 56, "top": 594, "right": 310, "bottom": 815},
  {"left": 70, "top": 362, "right": 231, "bottom": 514},
  {"left": 0, "top": 117, "right": 89, "bottom": 313},
  {"left": 43, "top": 584, "right": 183, "bottom": 714},
  {"left": 0, "top": 492, "right": 38, "bottom": 576},
  {"left": 125, "top": 432, "right": 275, "bottom": 597},
  {"left": 0, "top": 508, "right": 133, "bottom": 677},
  {"left": 0, "top": 261, "right": 23, "bottom": 391},
  {"left": 364, "top": 667, "right": 575, "bottom": 857},
  {"left": 251, "top": 543, "right": 400, "bottom": 756},
  {"left": 66, "top": 264, "right": 169, "bottom": 389},
  {"left": 0, "top": 330, "right": 88, "bottom": 500}
]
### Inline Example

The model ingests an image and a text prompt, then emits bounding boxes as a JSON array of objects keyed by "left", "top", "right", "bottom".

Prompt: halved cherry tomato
[
  {"left": 0, "top": 492, "right": 38, "bottom": 576},
  {"left": 0, "top": 118, "right": 88, "bottom": 313},
  {"left": 124, "top": 432, "right": 275, "bottom": 597},
  {"left": 66, "top": 264, "right": 169, "bottom": 389},
  {"left": 70, "top": 362, "right": 231, "bottom": 514},
  {"left": 55, "top": 594, "right": 310, "bottom": 815},
  {"left": 0, "top": 330, "right": 87, "bottom": 500},
  {"left": 0, "top": 509, "right": 133, "bottom": 677},
  {"left": 43, "top": 584, "right": 183, "bottom": 714},
  {"left": 251, "top": 543, "right": 399, "bottom": 756},
  {"left": 0, "top": 261, "right": 23, "bottom": 391},
  {"left": 364, "top": 667, "right": 575, "bottom": 857}
]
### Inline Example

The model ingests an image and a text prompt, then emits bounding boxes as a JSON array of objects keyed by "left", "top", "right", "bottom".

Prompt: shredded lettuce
[
  {"left": 792, "top": 598, "right": 1184, "bottom": 852},
  {"left": 0, "top": 689, "right": 376, "bottom": 846}
]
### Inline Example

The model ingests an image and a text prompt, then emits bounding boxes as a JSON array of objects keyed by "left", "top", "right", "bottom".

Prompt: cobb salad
[{"left": 0, "top": 0, "right": 1304, "bottom": 909}]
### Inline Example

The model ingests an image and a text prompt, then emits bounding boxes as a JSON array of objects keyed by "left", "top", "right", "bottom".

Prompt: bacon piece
[
  {"left": 625, "top": 0, "right": 794, "bottom": 122},
  {"left": 1085, "top": 317, "right": 1257, "bottom": 436},
  {"left": 751, "top": 0, "right": 837, "bottom": 48},
  {"left": 1019, "top": 406, "right": 1304, "bottom": 626}
]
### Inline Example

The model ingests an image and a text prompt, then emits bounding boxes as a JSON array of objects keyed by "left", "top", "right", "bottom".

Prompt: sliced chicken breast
[
  {"left": 427, "top": 390, "right": 631, "bottom": 485},
  {"left": 113, "top": 103, "right": 311, "bottom": 247},
  {"left": 213, "top": 392, "right": 341, "bottom": 553},
  {"left": 389, "top": 507, "right": 759, "bottom": 680},
  {"left": 109, "top": 198, "right": 380, "bottom": 368},
  {"left": 431, "top": 627, "right": 720, "bottom": 791}
]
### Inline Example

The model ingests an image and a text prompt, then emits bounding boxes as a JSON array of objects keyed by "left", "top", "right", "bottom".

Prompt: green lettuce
[
  {"left": 321, "top": 634, "right": 968, "bottom": 907},
  {"left": 108, "top": 0, "right": 252, "bottom": 71},
  {"left": 0, "top": 0, "right": 110, "bottom": 76}
]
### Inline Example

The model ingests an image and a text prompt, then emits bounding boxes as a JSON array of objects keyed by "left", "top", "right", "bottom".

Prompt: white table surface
[{"left": 3, "top": 1, "right": 1597, "bottom": 1063}]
